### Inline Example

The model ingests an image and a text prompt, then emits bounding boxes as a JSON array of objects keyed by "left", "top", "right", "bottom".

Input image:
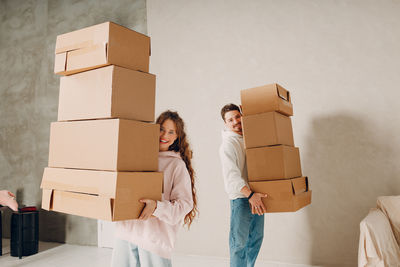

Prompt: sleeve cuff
[{"left": 152, "top": 200, "right": 164, "bottom": 218}]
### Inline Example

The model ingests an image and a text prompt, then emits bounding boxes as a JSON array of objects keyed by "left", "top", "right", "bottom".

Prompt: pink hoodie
[{"left": 115, "top": 151, "right": 194, "bottom": 259}]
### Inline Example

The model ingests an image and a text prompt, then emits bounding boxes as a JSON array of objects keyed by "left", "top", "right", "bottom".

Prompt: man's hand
[
  {"left": 0, "top": 190, "right": 18, "bottom": 211},
  {"left": 249, "top": 193, "right": 268, "bottom": 215},
  {"left": 138, "top": 199, "right": 157, "bottom": 220}
]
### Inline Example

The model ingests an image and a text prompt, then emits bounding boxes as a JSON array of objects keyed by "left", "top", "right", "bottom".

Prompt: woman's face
[{"left": 159, "top": 119, "right": 178, "bottom": 151}]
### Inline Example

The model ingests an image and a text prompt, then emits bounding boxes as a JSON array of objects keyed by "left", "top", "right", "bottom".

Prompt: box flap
[
  {"left": 52, "top": 190, "right": 112, "bottom": 221},
  {"left": 54, "top": 52, "right": 67, "bottom": 74},
  {"left": 294, "top": 190, "right": 312, "bottom": 211},
  {"left": 41, "top": 189, "right": 54, "bottom": 210},
  {"left": 291, "top": 177, "right": 308, "bottom": 195},
  {"left": 66, "top": 43, "right": 108, "bottom": 72},
  {"left": 41, "top": 167, "right": 118, "bottom": 197}
]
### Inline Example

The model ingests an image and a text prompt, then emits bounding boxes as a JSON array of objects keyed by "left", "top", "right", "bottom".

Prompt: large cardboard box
[
  {"left": 41, "top": 167, "right": 163, "bottom": 221},
  {"left": 242, "top": 111, "right": 294, "bottom": 149},
  {"left": 246, "top": 145, "right": 302, "bottom": 181},
  {"left": 58, "top": 65, "right": 156, "bottom": 122},
  {"left": 54, "top": 21, "right": 150, "bottom": 75},
  {"left": 249, "top": 177, "right": 311, "bottom": 212},
  {"left": 241, "top": 83, "right": 293, "bottom": 116},
  {"left": 48, "top": 119, "right": 159, "bottom": 171}
]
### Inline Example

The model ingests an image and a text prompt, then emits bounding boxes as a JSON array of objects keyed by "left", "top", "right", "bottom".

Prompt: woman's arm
[{"left": 140, "top": 161, "right": 193, "bottom": 225}]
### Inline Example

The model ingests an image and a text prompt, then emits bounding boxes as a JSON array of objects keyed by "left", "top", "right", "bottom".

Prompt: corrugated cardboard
[
  {"left": 242, "top": 111, "right": 294, "bottom": 149},
  {"left": 48, "top": 119, "right": 159, "bottom": 171},
  {"left": 246, "top": 145, "right": 302, "bottom": 181},
  {"left": 54, "top": 21, "right": 150, "bottom": 75},
  {"left": 41, "top": 167, "right": 163, "bottom": 221},
  {"left": 241, "top": 83, "right": 293, "bottom": 116},
  {"left": 58, "top": 65, "right": 156, "bottom": 122},
  {"left": 249, "top": 177, "right": 311, "bottom": 212}
]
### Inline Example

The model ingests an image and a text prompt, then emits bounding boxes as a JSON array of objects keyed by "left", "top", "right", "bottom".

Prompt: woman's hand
[
  {"left": 0, "top": 190, "right": 18, "bottom": 211},
  {"left": 138, "top": 199, "right": 157, "bottom": 220}
]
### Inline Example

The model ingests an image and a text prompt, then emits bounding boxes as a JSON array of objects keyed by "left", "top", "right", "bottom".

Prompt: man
[{"left": 219, "top": 103, "right": 267, "bottom": 267}]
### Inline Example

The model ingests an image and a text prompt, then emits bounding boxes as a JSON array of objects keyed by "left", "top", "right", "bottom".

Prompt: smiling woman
[
  {"left": 112, "top": 110, "right": 198, "bottom": 267},
  {"left": 159, "top": 119, "right": 178, "bottom": 151}
]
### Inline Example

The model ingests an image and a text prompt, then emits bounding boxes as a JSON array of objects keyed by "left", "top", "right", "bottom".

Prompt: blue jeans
[
  {"left": 111, "top": 239, "right": 172, "bottom": 267},
  {"left": 230, "top": 198, "right": 264, "bottom": 267}
]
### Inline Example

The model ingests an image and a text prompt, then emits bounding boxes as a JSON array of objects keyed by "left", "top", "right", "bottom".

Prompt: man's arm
[
  {"left": 219, "top": 142, "right": 248, "bottom": 196},
  {"left": 220, "top": 141, "right": 267, "bottom": 215}
]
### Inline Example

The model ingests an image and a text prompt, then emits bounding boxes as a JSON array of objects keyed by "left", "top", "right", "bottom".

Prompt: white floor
[{"left": 0, "top": 239, "right": 317, "bottom": 267}]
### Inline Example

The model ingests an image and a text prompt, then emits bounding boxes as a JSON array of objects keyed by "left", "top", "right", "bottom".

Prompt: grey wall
[{"left": 0, "top": 0, "right": 147, "bottom": 245}]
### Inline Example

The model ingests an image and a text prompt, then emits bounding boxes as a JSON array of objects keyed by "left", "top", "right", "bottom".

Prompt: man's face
[{"left": 224, "top": 110, "right": 242, "bottom": 135}]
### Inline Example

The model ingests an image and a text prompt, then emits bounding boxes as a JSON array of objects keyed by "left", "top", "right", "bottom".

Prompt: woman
[{"left": 112, "top": 110, "right": 198, "bottom": 267}]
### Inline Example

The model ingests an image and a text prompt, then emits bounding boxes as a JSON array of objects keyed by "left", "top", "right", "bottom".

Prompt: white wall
[{"left": 147, "top": 0, "right": 400, "bottom": 266}]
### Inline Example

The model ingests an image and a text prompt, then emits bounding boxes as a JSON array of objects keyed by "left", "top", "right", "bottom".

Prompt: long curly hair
[{"left": 156, "top": 110, "right": 198, "bottom": 228}]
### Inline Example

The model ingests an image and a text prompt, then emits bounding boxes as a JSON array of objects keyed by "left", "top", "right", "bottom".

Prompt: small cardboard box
[
  {"left": 58, "top": 65, "right": 156, "bottom": 122},
  {"left": 41, "top": 167, "right": 163, "bottom": 221},
  {"left": 242, "top": 111, "right": 294, "bottom": 149},
  {"left": 249, "top": 177, "right": 311, "bottom": 213},
  {"left": 48, "top": 119, "right": 159, "bottom": 171},
  {"left": 54, "top": 21, "right": 150, "bottom": 75},
  {"left": 241, "top": 83, "right": 293, "bottom": 116},
  {"left": 246, "top": 145, "right": 302, "bottom": 181}
]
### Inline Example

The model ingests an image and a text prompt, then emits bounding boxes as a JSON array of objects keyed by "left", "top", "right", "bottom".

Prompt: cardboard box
[
  {"left": 41, "top": 167, "right": 163, "bottom": 221},
  {"left": 241, "top": 83, "right": 293, "bottom": 116},
  {"left": 48, "top": 119, "right": 159, "bottom": 171},
  {"left": 58, "top": 65, "right": 156, "bottom": 122},
  {"left": 246, "top": 145, "right": 302, "bottom": 181},
  {"left": 54, "top": 21, "right": 150, "bottom": 75},
  {"left": 242, "top": 111, "right": 294, "bottom": 149},
  {"left": 249, "top": 177, "right": 311, "bottom": 212}
]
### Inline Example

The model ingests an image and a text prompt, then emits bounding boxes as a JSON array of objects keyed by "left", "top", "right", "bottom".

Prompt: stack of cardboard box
[
  {"left": 41, "top": 22, "right": 163, "bottom": 221},
  {"left": 241, "top": 83, "right": 312, "bottom": 212}
]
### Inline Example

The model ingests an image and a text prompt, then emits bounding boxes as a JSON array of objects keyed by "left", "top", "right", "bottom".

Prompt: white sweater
[{"left": 219, "top": 129, "right": 248, "bottom": 200}]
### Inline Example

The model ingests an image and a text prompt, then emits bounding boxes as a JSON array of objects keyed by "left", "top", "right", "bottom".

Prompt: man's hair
[{"left": 220, "top": 103, "right": 241, "bottom": 121}]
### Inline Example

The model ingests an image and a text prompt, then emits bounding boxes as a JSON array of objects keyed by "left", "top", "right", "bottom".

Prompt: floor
[{"left": 0, "top": 239, "right": 317, "bottom": 267}]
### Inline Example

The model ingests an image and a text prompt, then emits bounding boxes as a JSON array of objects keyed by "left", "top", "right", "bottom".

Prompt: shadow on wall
[
  {"left": 303, "top": 113, "right": 400, "bottom": 267},
  {"left": 39, "top": 210, "right": 67, "bottom": 243}
]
